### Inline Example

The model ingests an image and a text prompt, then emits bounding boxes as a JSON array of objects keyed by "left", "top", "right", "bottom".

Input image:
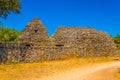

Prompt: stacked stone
[
  {"left": 0, "top": 18, "right": 118, "bottom": 63},
  {"left": 19, "top": 18, "right": 49, "bottom": 46},
  {"left": 53, "top": 26, "right": 117, "bottom": 56}
]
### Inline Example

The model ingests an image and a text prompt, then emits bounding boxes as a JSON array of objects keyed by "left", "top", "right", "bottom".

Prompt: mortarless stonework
[
  {"left": 53, "top": 26, "right": 117, "bottom": 56},
  {"left": 19, "top": 18, "right": 49, "bottom": 46},
  {"left": 0, "top": 18, "right": 118, "bottom": 62}
]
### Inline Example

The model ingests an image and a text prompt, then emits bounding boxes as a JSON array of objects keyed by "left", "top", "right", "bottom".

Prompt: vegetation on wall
[{"left": 0, "top": 26, "right": 21, "bottom": 42}]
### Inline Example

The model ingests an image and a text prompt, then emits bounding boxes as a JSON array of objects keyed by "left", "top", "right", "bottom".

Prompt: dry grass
[
  {"left": 116, "top": 69, "right": 120, "bottom": 80},
  {"left": 114, "top": 56, "right": 120, "bottom": 80},
  {"left": 0, "top": 56, "right": 117, "bottom": 80}
]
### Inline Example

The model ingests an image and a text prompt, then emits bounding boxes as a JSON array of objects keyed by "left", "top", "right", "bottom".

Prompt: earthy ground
[
  {"left": 0, "top": 57, "right": 120, "bottom": 80},
  {"left": 85, "top": 65, "right": 120, "bottom": 80},
  {"left": 39, "top": 61, "right": 120, "bottom": 80}
]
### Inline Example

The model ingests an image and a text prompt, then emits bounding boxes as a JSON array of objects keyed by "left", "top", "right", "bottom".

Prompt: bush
[
  {"left": 113, "top": 34, "right": 120, "bottom": 50},
  {"left": 0, "top": 26, "right": 21, "bottom": 42}
]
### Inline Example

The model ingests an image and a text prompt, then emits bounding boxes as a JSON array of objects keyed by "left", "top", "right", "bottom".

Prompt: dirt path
[{"left": 38, "top": 61, "right": 120, "bottom": 80}]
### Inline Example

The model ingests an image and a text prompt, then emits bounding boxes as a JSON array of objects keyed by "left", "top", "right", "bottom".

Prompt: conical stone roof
[{"left": 19, "top": 18, "right": 49, "bottom": 46}]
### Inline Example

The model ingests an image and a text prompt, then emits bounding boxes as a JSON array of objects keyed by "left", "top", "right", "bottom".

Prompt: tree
[
  {"left": 0, "top": 26, "right": 21, "bottom": 42},
  {"left": 0, "top": 0, "right": 20, "bottom": 18},
  {"left": 113, "top": 34, "right": 120, "bottom": 50}
]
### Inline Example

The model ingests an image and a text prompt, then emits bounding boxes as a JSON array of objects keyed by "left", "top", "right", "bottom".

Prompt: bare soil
[{"left": 39, "top": 61, "right": 120, "bottom": 80}]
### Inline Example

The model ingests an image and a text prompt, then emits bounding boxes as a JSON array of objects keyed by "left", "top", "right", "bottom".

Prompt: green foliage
[
  {"left": 0, "top": 21, "right": 2, "bottom": 25},
  {"left": 110, "top": 35, "right": 113, "bottom": 38},
  {"left": 0, "top": 0, "right": 20, "bottom": 18},
  {"left": 0, "top": 26, "right": 21, "bottom": 42},
  {"left": 113, "top": 34, "right": 120, "bottom": 50}
]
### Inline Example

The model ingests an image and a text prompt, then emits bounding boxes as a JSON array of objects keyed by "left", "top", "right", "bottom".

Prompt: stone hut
[
  {"left": 19, "top": 18, "right": 49, "bottom": 46},
  {"left": 0, "top": 18, "right": 118, "bottom": 62},
  {"left": 53, "top": 26, "right": 117, "bottom": 56}
]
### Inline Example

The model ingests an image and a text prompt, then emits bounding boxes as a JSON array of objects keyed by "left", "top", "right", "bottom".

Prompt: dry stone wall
[
  {"left": 0, "top": 18, "right": 118, "bottom": 62},
  {"left": 19, "top": 18, "right": 49, "bottom": 46},
  {"left": 53, "top": 26, "right": 117, "bottom": 56},
  {"left": 0, "top": 42, "right": 71, "bottom": 62}
]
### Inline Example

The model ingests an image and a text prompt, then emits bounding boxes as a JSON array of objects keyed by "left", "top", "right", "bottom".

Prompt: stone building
[
  {"left": 19, "top": 18, "right": 49, "bottom": 46},
  {"left": 53, "top": 26, "right": 117, "bottom": 56},
  {"left": 0, "top": 18, "right": 118, "bottom": 62}
]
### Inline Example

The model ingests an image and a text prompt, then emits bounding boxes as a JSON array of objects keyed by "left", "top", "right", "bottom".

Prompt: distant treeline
[
  {"left": 0, "top": 26, "right": 120, "bottom": 50},
  {"left": 0, "top": 26, "right": 21, "bottom": 42},
  {"left": 113, "top": 34, "right": 120, "bottom": 50}
]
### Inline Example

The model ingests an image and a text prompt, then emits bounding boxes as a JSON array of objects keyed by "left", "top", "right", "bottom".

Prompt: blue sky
[{"left": 0, "top": 0, "right": 120, "bottom": 36}]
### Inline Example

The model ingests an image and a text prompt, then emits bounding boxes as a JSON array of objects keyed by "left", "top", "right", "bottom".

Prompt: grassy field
[{"left": 0, "top": 56, "right": 119, "bottom": 80}]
